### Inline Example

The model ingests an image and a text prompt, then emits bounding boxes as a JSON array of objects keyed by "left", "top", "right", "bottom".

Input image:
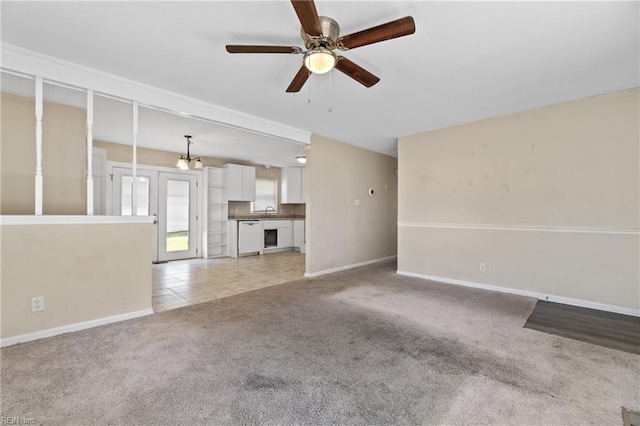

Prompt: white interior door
[
  {"left": 112, "top": 167, "right": 159, "bottom": 261},
  {"left": 158, "top": 172, "right": 198, "bottom": 262}
]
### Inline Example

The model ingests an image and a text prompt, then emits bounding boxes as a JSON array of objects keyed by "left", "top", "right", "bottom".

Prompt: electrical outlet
[
  {"left": 31, "top": 296, "right": 44, "bottom": 312},
  {"left": 355, "top": 199, "right": 360, "bottom": 207},
  {"left": 479, "top": 263, "right": 487, "bottom": 273}
]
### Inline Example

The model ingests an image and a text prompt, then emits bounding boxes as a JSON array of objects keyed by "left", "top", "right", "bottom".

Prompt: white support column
[
  {"left": 86, "top": 89, "right": 94, "bottom": 215},
  {"left": 131, "top": 101, "right": 138, "bottom": 216},
  {"left": 34, "top": 77, "right": 44, "bottom": 215}
]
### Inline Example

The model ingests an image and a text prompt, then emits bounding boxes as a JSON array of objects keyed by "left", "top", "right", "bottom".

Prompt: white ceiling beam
[{"left": 1, "top": 43, "right": 311, "bottom": 146}]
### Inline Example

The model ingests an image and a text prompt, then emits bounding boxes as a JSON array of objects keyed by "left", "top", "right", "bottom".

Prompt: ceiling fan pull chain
[{"left": 307, "top": 69, "right": 312, "bottom": 104}]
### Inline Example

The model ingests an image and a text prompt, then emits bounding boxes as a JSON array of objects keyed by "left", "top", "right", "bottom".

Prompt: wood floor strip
[{"left": 524, "top": 301, "right": 640, "bottom": 354}]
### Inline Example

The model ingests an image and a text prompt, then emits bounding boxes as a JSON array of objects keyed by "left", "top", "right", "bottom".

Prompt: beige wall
[
  {"left": 306, "top": 135, "right": 397, "bottom": 274},
  {"left": 1, "top": 222, "right": 152, "bottom": 340},
  {"left": 1, "top": 93, "right": 86, "bottom": 215},
  {"left": 94, "top": 140, "right": 226, "bottom": 169},
  {"left": 398, "top": 88, "right": 639, "bottom": 310}
]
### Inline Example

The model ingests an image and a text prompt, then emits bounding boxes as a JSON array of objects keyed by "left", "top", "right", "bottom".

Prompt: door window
[
  {"left": 165, "top": 179, "right": 190, "bottom": 252},
  {"left": 120, "top": 176, "right": 150, "bottom": 216}
]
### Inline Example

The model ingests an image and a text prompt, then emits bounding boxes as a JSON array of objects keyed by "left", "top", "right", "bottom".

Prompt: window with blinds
[{"left": 251, "top": 177, "right": 278, "bottom": 213}]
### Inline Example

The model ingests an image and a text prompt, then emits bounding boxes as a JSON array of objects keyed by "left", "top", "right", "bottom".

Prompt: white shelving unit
[{"left": 203, "top": 167, "right": 229, "bottom": 258}]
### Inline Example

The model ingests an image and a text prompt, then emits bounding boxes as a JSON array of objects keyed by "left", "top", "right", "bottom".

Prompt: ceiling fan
[{"left": 226, "top": 0, "right": 416, "bottom": 92}]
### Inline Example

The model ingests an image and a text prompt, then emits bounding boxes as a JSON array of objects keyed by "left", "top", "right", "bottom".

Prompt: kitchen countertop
[{"left": 229, "top": 215, "right": 305, "bottom": 220}]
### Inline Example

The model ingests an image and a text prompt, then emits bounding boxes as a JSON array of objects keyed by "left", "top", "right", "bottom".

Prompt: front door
[{"left": 112, "top": 167, "right": 198, "bottom": 262}]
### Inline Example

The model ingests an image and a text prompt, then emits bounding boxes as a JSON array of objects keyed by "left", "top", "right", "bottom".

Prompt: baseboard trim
[
  {"left": 396, "top": 270, "right": 640, "bottom": 317},
  {"left": 0, "top": 308, "right": 154, "bottom": 348},
  {"left": 305, "top": 255, "right": 397, "bottom": 278}
]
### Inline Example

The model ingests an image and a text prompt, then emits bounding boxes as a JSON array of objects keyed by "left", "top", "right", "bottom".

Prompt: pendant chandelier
[{"left": 176, "top": 135, "right": 203, "bottom": 170}]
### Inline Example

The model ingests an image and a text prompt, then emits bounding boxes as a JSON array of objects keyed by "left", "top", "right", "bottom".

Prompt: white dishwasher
[{"left": 237, "top": 220, "right": 262, "bottom": 256}]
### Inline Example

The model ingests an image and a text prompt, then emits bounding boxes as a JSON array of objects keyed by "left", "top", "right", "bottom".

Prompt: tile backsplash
[{"left": 228, "top": 201, "right": 305, "bottom": 218}]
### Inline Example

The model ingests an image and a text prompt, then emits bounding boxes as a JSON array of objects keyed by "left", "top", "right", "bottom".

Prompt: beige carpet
[{"left": 2, "top": 260, "right": 639, "bottom": 425}]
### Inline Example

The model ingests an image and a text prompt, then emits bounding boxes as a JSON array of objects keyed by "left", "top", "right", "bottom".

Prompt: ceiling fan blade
[
  {"left": 291, "top": 0, "right": 322, "bottom": 37},
  {"left": 226, "top": 45, "right": 302, "bottom": 54},
  {"left": 286, "top": 65, "right": 311, "bottom": 93},
  {"left": 338, "top": 16, "right": 415, "bottom": 50},
  {"left": 335, "top": 57, "right": 380, "bottom": 88}
]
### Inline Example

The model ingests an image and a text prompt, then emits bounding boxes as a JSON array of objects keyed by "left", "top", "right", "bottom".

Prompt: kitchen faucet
[{"left": 264, "top": 206, "right": 276, "bottom": 214}]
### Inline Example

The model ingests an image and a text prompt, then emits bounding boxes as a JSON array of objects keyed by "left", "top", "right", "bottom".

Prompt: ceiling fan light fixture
[{"left": 303, "top": 48, "right": 337, "bottom": 74}]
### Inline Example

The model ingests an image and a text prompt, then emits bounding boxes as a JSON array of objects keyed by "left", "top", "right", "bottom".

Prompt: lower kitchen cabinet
[
  {"left": 227, "top": 220, "right": 238, "bottom": 258},
  {"left": 263, "top": 220, "right": 293, "bottom": 251},
  {"left": 293, "top": 220, "right": 305, "bottom": 250},
  {"left": 229, "top": 218, "right": 304, "bottom": 255},
  {"left": 277, "top": 227, "right": 292, "bottom": 249}
]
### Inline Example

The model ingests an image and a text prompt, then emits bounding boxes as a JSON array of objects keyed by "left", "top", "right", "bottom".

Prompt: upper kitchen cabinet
[
  {"left": 224, "top": 163, "right": 256, "bottom": 201},
  {"left": 281, "top": 167, "right": 306, "bottom": 204}
]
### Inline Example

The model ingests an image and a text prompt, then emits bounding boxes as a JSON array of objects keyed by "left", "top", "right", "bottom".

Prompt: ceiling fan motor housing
[{"left": 301, "top": 16, "right": 340, "bottom": 50}]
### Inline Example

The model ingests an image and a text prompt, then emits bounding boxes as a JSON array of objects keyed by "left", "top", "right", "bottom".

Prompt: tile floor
[{"left": 152, "top": 251, "right": 306, "bottom": 312}]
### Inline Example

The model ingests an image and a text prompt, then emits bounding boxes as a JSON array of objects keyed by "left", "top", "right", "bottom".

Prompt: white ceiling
[{"left": 2, "top": 1, "right": 638, "bottom": 161}]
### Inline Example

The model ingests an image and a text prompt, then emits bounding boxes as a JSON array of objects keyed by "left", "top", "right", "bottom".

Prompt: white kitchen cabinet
[
  {"left": 226, "top": 164, "right": 243, "bottom": 201},
  {"left": 228, "top": 220, "right": 237, "bottom": 258},
  {"left": 224, "top": 163, "right": 256, "bottom": 201},
  {"left": 242, "top": 165, "right": 256, "bottom": 201},
  {"left": 277, "top": 227, "right": 292, "bottom": 249},
  {"left": 293, "top": 220, "right": 305, "bottom": 250},
  {"left": 202, "top": 167, "right": 228, "bottom": 258},
  {"left": 263, "top": 219, "right": 293, "bottom": 251},
  {"left": 262, "top": 220, "right": 292, "bottom": 229},
  {"left": 281, "top": 167, "right": 306, "bottom": 204}
]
